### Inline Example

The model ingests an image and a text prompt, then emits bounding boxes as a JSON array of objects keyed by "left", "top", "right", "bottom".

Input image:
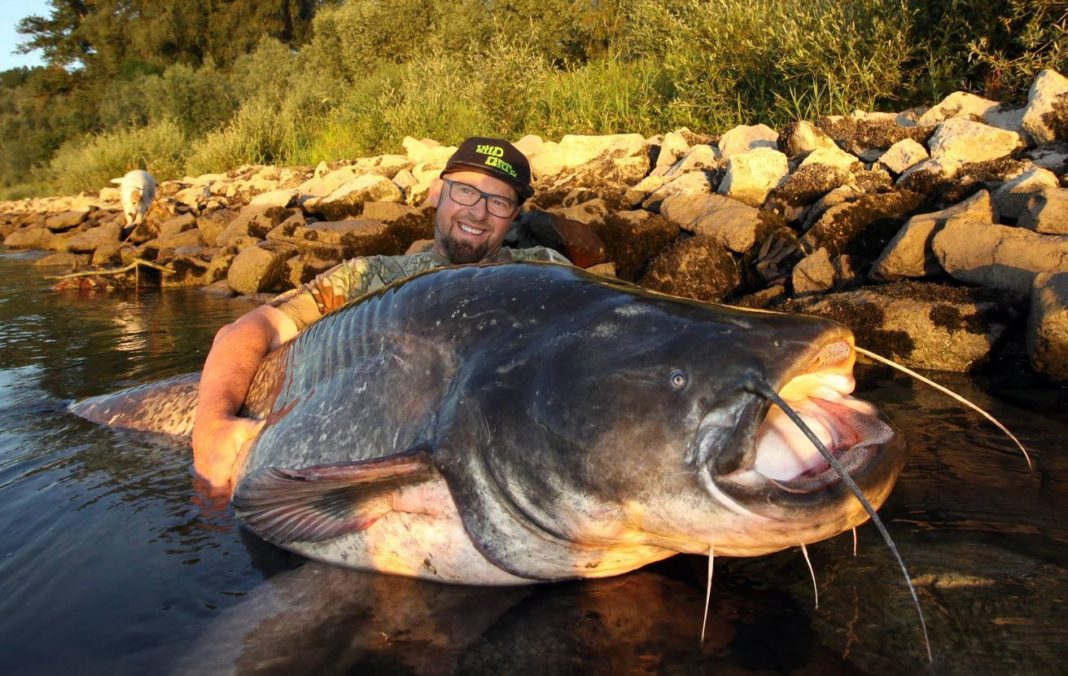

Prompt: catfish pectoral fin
[{"left": 233, "top": 449, "right": 438, "bottom": 544}]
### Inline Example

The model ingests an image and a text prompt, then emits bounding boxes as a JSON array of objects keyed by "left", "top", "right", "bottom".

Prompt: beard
[{"left": 435, "top": 217, "right": 497, "bottom": 264}]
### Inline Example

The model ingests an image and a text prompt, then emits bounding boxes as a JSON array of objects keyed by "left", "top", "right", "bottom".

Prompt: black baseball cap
[{"left": 441, "top": 137, "right": 534, "bottom": 203}]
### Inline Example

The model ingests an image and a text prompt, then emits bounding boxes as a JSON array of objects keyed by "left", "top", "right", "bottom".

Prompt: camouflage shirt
[{"left": 268, "top": 246, "right": 571, "bottom": 331}]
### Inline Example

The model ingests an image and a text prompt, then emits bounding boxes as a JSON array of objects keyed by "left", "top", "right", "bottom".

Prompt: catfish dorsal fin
[{"left": 233, "top": 449, "right": 437, "bottom": 544}]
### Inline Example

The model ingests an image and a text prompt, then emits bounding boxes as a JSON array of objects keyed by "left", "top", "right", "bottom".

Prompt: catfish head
[{"left": 424, "top": 270, "right": 906, "bottom": 580}]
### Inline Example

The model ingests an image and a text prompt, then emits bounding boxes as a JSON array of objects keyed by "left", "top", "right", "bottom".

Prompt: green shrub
[
  {"left": 964, "top": 0, "right": 1068, "bottom": 101},
  {"left": 290, "top": 63, "right": 402, "bottom": 163},
  {"left": 377, "top": 50, "right": 491, "bottom": 148},
  {"left": 618, "top": 0, "right": 920, "bottom": 131},
  {"left": 46, "top": 119, "right": 186, "bottom": 194},
  {"left": 230, "top": 37, "right": 299, "bottom": 104},
  {"left": 531, "top": 56, "right": 672, "bottom": 138},
  {"left": 143, "top": 61, "right": 236, "bottom": 136},
  {"left": 185, "top": 98, "right": 288, "bottom": 175}
]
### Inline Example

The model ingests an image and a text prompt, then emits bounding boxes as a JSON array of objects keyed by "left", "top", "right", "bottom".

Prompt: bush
[
  {"left": 617, "top": 0, "right": 920, "bottom": 131},
  {"left": 8, "top": 0, "right": 1068, "bottom": 186},
  {"left": 964, "top": 0, "right": 1068, "bottom": 101},
  {"left": 530, "top": 56, "right": 672, "bottom": 138},
  {"left": 46, "top": 119, "right": 186, "bottom": 193},
  {"left": 185, "top": 98, "right": 288, "bottom": 175}
]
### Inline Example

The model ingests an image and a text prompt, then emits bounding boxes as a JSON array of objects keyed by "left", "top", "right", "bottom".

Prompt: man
[{"left": 192, "top": 137, "right": 569, "bottom": 490}]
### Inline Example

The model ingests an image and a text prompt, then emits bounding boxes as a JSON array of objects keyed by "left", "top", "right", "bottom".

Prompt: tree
[{"left": 16, "top": 0, "right": 329, "bottom": 78}]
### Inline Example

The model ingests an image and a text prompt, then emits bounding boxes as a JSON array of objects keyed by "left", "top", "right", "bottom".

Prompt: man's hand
[
  {"left": 190, "top": 304, "right": 298, "bottom": 492},
  {"left": 192, "top": 415, "right": 265, "bottom": 491}
]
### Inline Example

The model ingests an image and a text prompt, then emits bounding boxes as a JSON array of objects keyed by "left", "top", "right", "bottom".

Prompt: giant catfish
[{"left": 72, "top": 262, "right": 906, "bottom": 585}]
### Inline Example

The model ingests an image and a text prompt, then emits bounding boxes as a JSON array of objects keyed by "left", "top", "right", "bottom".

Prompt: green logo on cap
[{"left": 475, "top": 144, "right": 518, "bottom": 179}]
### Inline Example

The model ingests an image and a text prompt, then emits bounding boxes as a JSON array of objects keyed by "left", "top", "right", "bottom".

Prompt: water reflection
[{"left": 0, "top": 250, "right": 1066, "bottom": 675}]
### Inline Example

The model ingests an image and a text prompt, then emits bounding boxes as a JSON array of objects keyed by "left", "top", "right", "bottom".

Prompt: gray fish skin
[
  {"left": 72, "top": 263, "right": 906, "bottom": 585},
  {"left": 70, "top": 372, "right": 200, "bottom": 436}
]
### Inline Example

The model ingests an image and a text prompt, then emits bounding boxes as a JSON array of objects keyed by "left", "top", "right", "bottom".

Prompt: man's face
[{"left": 431, "top": 169, "right": 519, "bottom": 264}]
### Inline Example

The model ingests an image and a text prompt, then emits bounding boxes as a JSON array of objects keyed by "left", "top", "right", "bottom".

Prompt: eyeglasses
[{"left": 442, "top": 178, "right": 518, "bottom": 218}]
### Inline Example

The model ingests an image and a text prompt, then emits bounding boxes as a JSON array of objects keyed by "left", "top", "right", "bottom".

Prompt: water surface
[{"left": 1, "top": 249, "right": 1065, "bottom": 675}]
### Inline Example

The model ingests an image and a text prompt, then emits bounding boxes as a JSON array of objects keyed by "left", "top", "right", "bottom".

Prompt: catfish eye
[{"left": 669, "top": 369, "right": 688, "bottom": 390}]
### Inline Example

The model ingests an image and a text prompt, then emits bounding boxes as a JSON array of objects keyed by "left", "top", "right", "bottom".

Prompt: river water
[{"left": 1, "top": 248, "right": 1066, "bottom": 675}]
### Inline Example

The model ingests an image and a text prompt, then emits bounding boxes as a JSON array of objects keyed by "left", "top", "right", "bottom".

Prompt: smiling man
[{"left": 192, "top": 137, "right": 570, "bottom": 489}]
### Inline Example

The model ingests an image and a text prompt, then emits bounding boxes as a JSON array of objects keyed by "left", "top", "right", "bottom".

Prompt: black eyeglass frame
[{"left": 441, "top": 178, "right": 519, "bottom": 218}]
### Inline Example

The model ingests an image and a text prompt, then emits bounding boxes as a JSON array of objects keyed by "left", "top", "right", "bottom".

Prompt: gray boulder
[
  {"left": 1022, "top": 69, "right": 1068, "bottom": 145},
  {"left": 227, "top": 243, "right": 292, "bottom": 295},
  {"left": 659, "top": 193, "right": 764, "bottom": 254},
  {"left": 933, "top": 213, "right": 1068, "bottom": 296},
  {"left": 927, "top": 118, "right": 1025, "bottom": 164},
  {"left": 786, "top": 281, "right": 1015, "bottom": 371},
  {"left": 1018, "top": 187, "right": 1068, "bottom": 234},
  {"left": 639, "top": 235, "right": 740, "bottom": 303},
  {"left": 872, "top": 190, "right": 995, "bottom": 280},
  {"left": 1028, "top": 271, "right": 1068, "bottom": 380}
]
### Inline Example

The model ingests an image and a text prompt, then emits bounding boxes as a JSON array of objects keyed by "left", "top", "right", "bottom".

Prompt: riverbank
[{"left": 3, "top": 70, "right": 1068, "bottom": 381}]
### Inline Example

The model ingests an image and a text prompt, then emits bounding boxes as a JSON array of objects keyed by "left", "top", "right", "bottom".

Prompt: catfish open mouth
[
  {"left": 711, "top": 338, "right": 898, "bottom": 497},
  {"left": 751, "top": 394, "right": 895, "bottom": 493}
]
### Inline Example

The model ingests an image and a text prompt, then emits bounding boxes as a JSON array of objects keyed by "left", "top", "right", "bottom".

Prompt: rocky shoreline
[{"left": 3, "top": 70, "right": 1068, "bottom": 381}]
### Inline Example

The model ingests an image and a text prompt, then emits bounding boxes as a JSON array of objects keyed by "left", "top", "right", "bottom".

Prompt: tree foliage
[{"left": 0, "top": 0, "right": 1064, "bottom": 197}]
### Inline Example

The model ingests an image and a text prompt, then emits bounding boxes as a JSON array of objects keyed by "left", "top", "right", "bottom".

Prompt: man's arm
[{"left": 192, "top": 304, "right": 299, "bottom": 490}]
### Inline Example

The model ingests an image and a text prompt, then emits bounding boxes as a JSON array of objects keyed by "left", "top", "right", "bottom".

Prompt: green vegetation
[{"left": 1, "top": 0, "right": 1064, "bottom": 198}]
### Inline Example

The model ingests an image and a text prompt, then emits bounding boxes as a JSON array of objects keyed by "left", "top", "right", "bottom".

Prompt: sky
[{"left": 0, "top": 1, "right": 51, "bottom": 71}]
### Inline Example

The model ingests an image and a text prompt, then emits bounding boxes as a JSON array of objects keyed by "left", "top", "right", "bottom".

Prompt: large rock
[
  {"left": 227, "top": 243, "right": 292, "bottom": 295},
  {"left": 536, "top": 155, "right": 649, "bottom": 210},
  {"left": 817, "top": 116, "right": 932, "bottom": 157},
  {"left": 640, "top": 171, "right": 713, "bottom": 210},
  {"left": 546, "top": 198, "right": 610, "bottom": 225},
  {"left": 44, "top": 209, "right": 91, "bottom": 232},
  {"left": 718, "top": 124, "right": 778, "bottom": 160},
  {"left": 306, "top": 175, "right": 404, "bottom": 221},
  {"left": 33, "top": 251, "right": 88, "bottom": 268},
  {"left": 770, "top": 161, "right": 854, "bottom": 213},
  {"left": 927, "top": 118, "right": 1025, "bottom": 164},
  {"left": 663, "top": 144, "right": 720, "bottom": 177},
  {"left": 717, "top": 147, "right": 788, "bottom": 207},
  {"left": 285, "top": 252, "right": 339, "bottom": 288},
  {"left": 659, "top": 192, "right": 765, "bottom": 254},
  {"left": 530, "top": 134, "right": 645, "bottom": 179},
  {"left": 933, "top": 213, "right": 1068, "bottom": 296},
  {"left": 785, "top": 281, "right": 1016, "bottom": 371},
  {"left": 878, "top": 138, "right": 929, "bottom": 175},
  {"left": 1027, "top": 271, "right": 1068, "bottom": 380},
  {"left": 990, "top": 165, "right": 1060, "bottom": 221},
  {"left": 158, "top": 212, "right": 198, "bottom": 239},
  {"left": 65, "top": 222, "right": 121, "bottom": 254},
  {"left": 249, "top": 188, "right": 299, "bottom": 208},
  {"left": 279, "top": 214, "right": 434, "bottom": 259},
  {"left": 1022, "top": 69, "right": 1068, "bottom": 145},
  {"left": 590, "top": 211, "right": 679, "bottom": 281},
  {"left": 402, "top": 136, "right": 456, "bottom": 166},
  {"left": 298, "top": 165, "right": 362, "bottom": 198},
  {"left": 197, "top": 208, "right": 238, "bottom": 244},
  {"left": 139, "top": 228, "right": 206, "bottom": 261},
  {"left": 1018, "top": 187, "right": 1068, "bottom": 234},
  {"left": 917, "top": 91, "right": 1000, "bottom": 126},
  {"left": 791, "top": 247, "right": 836, "bottom": 295},
  {"left": 872, "top": 190, "right": 995, "bottom": 280},
  {"left": 779, "top": 120, "right": 839, "bottom": 157},
  {"left": 639, "top": 236, "right": 740, "bottom": 302},
  {"left": 216, "top": 206, "right": 294, "bottom": 246},
  {"left": 802, "top": 190, "right": 925, "bottom": 259},
  {"left": 4, "top": 225, "right": 53, "bottom": 249},
  {"left": 653, "top": 130, "right": 692, "bottom": 173}
]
